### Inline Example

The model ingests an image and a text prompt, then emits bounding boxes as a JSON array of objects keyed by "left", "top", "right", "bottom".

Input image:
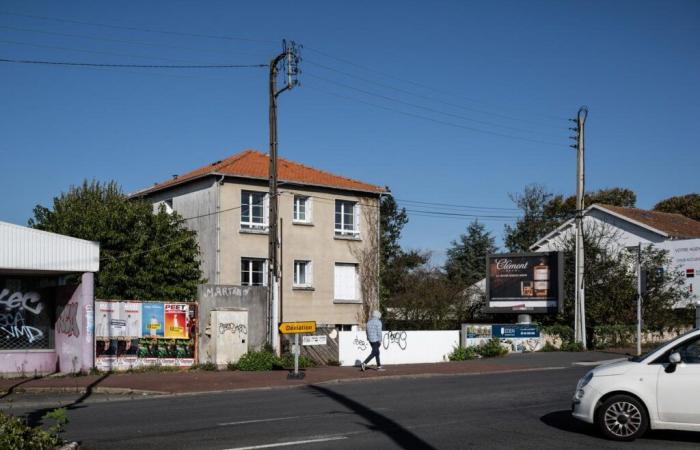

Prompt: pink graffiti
[{"left": 57, "top": 302, "right": 80, "bottom": 337}]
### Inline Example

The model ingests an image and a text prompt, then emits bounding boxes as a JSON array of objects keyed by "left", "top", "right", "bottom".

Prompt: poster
[
  {"left": 142, "top": 303, "right": 165, "bottom": 338},
  {"left": 165, "top": 303, "right": 189, "bottom": 339},
  {"left": 485, "top": 252, "right": 563, "bottom": 314},
  {"left": 122, "top": 302, "right": 142, "bottom": 338},
  {"left": 95, "top": 301, "right": 116, "bottom": 338}
]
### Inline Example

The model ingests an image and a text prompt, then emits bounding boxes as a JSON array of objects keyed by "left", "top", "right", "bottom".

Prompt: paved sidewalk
[{"left": 0, "top": 351, "right": 621, "bottom": 396}]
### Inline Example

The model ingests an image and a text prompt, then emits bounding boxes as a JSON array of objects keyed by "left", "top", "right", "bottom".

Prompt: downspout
[{"left": 216, "top": 175, "right": 225, "bottom": 285}]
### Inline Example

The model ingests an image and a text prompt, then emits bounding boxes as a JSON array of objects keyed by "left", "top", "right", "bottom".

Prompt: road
[{"left": 5, "top": 366, "right": 700, "bottom": 449}]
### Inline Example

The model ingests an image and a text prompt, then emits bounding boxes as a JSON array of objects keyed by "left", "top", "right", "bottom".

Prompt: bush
[
  {"left": 0, "top": 409, "right": 66, "bottom": 449},
  {"left": 227, "top": 361, "right": 238, "bottom": 371},
  {"left": 236, "top": 350, "right": 280, "bottom": 371},
  {"left": 275, "top": 353, "right": 316, "bottom": 370},
  {"left": 448, "top": 346, "right": 478, "bottom": 361},
  {"left": 560, "top": 341, "right": 584, "bottom": 352},
  {"left": 190, "top": 362, "right": 218, "bottom": 371},
  {"left": 539, "top": 342, "right": 558, "bottom": 352},
  {"left": 476, "top": 338, "right": 508, "bottom": 358},
  {"left": 542, "top": 324, "right": 574, "bottom": 343}
]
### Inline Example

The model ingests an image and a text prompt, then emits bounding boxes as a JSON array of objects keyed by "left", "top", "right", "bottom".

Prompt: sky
[{"left": 1, "top": 0, "right": 698, "bottom": 264}]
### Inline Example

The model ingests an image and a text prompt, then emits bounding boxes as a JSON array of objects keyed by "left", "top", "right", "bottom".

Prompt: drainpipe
[{"left": 216, "top": 175, "right": 225, "bottom": 285}]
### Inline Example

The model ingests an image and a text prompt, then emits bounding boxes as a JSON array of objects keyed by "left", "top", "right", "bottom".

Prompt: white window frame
[
  {"left": 335, "top": 200, "right": 360, "bottom": 237},
  {"left": 334, "top": 263, "right": 359, "bottom": 302},
  {"left": 241, "top": 258, "right": 268, "bottom": 286},
  {"left": 240, "top": 190, "right": 269, "bottom": 231},
  {"left": 293, "top": 196, "right": 312, "bottom": 223},
  {"left": 293, "top": 260, "right": 313, "bottom": 287}
]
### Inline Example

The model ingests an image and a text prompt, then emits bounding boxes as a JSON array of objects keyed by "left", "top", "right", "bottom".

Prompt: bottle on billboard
[
  {"left": 149, "top": 315, "right": 160, "bottom": 337},
  {"left": 533, "top": 259, "right": 549, "bottom": 297}
]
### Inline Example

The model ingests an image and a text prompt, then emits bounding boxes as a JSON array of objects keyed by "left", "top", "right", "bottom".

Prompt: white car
[{"left": 572, "top": 328, "right": 700, "bottom": 441}]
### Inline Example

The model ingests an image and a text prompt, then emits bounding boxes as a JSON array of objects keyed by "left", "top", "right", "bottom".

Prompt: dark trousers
[{"left": 363, "top": 341, "right": 381, "bottom": 366}]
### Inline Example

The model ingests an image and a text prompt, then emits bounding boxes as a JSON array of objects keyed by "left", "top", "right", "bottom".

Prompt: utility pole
[
  {"left": 570, "top": 106, "right": 588, "bottom": 349},
  {"left": 636, "top": 243, "right": 643, "bottom": 356},
  {"left": 267, "top": 40, "right": 300, "bottom": 353}
]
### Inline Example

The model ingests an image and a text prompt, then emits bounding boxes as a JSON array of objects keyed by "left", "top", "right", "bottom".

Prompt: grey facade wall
[
  {"left": 146, "top": 177, "right": 219, "bottom": 284},
  {"left": 196, "top": 284, "right": 267, "bottom": 363}
]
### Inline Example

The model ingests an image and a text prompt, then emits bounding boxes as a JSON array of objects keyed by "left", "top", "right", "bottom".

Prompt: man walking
[{"left": 361, "top": 310, "right": 384, "bottom": 371}]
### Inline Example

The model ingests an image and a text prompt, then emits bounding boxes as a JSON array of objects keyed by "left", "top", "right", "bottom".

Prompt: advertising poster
[
  {"left": 122, "top": 302, "right": 142, "bottom": 338},
  {"left": 142, "top": 303, "right": 165, "bottom": 338},
  {"left": 164, "top": 303, "right": 189, "bottom": 339},
  {"left": 95, "top": 301, "right": 116, "bottom": 338},
  {"left": 486, "top": 252, "right": 563, "bottom": 314}
]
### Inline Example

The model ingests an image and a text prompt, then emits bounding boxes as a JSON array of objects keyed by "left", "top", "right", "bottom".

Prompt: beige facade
[{"left": 218, "top": 180, "right": 379, "bottom": 326}]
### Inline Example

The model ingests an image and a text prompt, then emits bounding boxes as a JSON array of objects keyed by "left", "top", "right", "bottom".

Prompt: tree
[
  {"left": 654, "top": 193, "right": 700, "bottom": 221},
  {"left": 445, "top": 220, "right": 497, "bottom": 286},
  {"left": 30, "top": 180, "right": 203, "bottom": 300}
]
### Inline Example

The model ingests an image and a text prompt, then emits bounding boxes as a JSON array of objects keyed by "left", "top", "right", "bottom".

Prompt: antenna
[{"left": 282, "top": 39, "right": 301, "bottom": 89}]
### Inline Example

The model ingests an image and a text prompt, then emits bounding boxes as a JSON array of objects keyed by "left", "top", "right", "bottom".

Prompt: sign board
[
  {"left": 278, "top": 321, "right": 316, "bottom": 334},
  {"left": 302, "top": 335, "right": 327, "bottom": 346},
  {"left": 654, "top": 239, "right": 699, "bottom": 307},
  {"left": 491, "top": 324, "right": 540, "bottom": 338},
  {"left": 485, "top": 251, "right": 564, "bottom": 314}
]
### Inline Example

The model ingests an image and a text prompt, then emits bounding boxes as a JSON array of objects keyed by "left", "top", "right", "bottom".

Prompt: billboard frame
[{"left": 483, "top": 251, "right": 564, "bottom": 315}]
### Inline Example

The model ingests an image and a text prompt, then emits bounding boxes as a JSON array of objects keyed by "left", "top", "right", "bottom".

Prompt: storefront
[{"left": 0, "top": 221, "right": 99, "bottom": 376}]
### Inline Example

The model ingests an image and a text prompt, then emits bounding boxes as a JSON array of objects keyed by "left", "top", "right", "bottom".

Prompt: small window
[
  {"left": 241, "top": 191, "right": 268, "bottom": 230},
  {"left": 334, "top": 263, "right": 359, "bottom": 301},
  {"left": 241, "top": 258, "right": 267, "bottom": 286},
  {"left": 293, "top": 260, "right": 313, "bottom": 287},
  {"left": 293, "top": 196, "right": 311, "bottom": 223},
  {"left": 335, "top": 200, "right": 359, "bottom": 237}
]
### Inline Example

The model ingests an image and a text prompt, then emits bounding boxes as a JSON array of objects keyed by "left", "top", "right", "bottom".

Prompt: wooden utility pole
[{"left": 267, "top": 40, "right": 300, "bottom": 352}]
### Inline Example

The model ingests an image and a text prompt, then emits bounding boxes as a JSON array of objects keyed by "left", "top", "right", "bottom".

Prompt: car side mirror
[{"left": 665, "top": 352, "right": 681, "bottom": 373}]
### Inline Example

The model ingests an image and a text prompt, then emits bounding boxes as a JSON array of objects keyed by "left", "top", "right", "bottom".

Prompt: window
[
  {"left": 293, "top": 260, "right": 313, "bottom": 287},
  {"left": 677, "top": 337, "right": 700, "bottom": 364},
  {"left": 241, "top": 258, "right": 267, "bottom": 286},
  {"left": 241, "top": 191, "right": 268, "bottom": 230},
  {"left": 293, "top": 196, "right": 311, "bottom": 223},
  {"left": 335, "top": 200, "right": 359, "bottom": 237},
  {"left": 334, "top": 263, "right": 359, "bottom": 301}
]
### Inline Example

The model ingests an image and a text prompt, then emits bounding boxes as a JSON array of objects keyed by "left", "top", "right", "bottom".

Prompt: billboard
[{"left": 485, "top": 252, "right": 563, "bottom": 314}]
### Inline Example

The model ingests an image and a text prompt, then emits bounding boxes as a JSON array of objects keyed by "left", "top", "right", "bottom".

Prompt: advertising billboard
[
  {"left": 485, "top": 252, "right": 563, "bottom": 314},
  {"left": 142, "top": 303, "right": 165, "bottom": 338},
  {"left": 164, "top": 303, "right": 189, "bottom": 339}
]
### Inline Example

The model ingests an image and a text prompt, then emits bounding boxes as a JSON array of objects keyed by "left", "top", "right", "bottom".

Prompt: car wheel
[{"left": 595, "top": 394, "right": 648, "bottom": 441}]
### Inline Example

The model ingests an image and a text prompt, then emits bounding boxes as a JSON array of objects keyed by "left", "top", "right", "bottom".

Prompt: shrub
[
  {"left": 560, "top": 341, "right": 584, "bottom": 352},
  {"left": 190, "top": 362, "right": 217, "bottom": 371},
  {"left": 0, "top": 409, "right": 66, "bottom": 449},
  {"left": 227, "top": 361, "right": 237, "bottom": 371},
  {"left": 539, "top": 342, "right": 558, "bottom": 352},
  {"left": 275, "top": 353, "right": 316, "bottom": 370},
  {"left": 236, "top": 349, "right": 280, "bottom": 371},
  {"left": 448, "top": 346, "right": 478, "bottom": 361},
  {"left": 476, "top": 338, "right": 508, "bottom": 358},
  {"left": 542, "top": 324, "right": 574, "bottom": 343}
]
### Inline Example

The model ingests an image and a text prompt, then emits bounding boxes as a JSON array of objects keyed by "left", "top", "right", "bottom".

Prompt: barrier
[{"left": 338, "top": 330, "right": 459, "bottom": 366}]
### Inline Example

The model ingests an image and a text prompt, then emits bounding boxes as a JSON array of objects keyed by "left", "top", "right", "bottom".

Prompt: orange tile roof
[
  {"left": 598, "top": 204, "right": 700, "bottom": 238},
  {"left": 133, "top": 149, "right": 387, "bottom": 196}
]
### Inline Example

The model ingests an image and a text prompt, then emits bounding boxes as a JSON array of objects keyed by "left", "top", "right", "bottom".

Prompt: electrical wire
[
  {"left": 0, "top": 57, "right": 267, "bottom": 68},
  {"left": 305, "top": 84, "right": 565, "bottom": 147}
]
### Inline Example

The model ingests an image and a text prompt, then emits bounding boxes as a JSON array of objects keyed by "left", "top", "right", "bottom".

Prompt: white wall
[{"left": 338, "top": 330, "right": 459, "bottom": 366}]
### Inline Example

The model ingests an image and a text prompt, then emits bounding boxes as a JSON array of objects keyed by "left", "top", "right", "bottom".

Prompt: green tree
[
  {"left": 653, "top": 193, "right": 700, "bottom": 221},
  {"left": 30, "top": 180, "right": 203, "bottom": 300},
  {"left": 445, "top": 220, "right": 497, "bottom": 286}
]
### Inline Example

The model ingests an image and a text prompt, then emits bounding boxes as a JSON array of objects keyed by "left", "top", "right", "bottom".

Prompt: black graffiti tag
[
  {"left": 218, "top": 322, "right": 247, "bottom": 336},
  {"left": 382, "top": 331, "right": 408, "bottom": 350},
  {"left": 57, "top": 303, "right": 80, "bottom": 337}
]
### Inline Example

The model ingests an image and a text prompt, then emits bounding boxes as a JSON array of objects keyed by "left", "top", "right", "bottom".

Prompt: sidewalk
[{"left": 0, "top": 351, "right": 621, "bottom": 396}]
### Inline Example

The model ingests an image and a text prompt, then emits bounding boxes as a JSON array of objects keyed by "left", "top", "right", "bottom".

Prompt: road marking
[
  {"left": 573, "top": 358, "right": 626, "bottom": 366},
  {"left": 222, "top": 435, "right": 347, "bottom": 450},
  {"left": 218, "top": 415, "right": 305, "bottom": 426}
]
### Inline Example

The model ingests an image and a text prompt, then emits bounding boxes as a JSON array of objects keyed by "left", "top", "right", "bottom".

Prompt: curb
[{"left": 1, "top": 386, "right": 166, "bottom": 396}]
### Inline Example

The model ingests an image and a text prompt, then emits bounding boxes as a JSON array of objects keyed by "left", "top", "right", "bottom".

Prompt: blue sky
[{"left": 1, "top": 1, "right": 698, "bottom": 263}]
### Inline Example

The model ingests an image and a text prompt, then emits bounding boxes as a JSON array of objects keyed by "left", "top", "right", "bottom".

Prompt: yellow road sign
[{"left": 278, "top": 321, "right": 316, "bottom": 334}]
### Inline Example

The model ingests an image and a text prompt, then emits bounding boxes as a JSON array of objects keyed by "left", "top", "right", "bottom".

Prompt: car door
[{"left": 656, "top": 335, "right": 700, "bottom": 424}]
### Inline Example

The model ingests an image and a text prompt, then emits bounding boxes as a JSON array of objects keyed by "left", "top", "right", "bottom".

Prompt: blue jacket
[{"left": 366, "top": 318, "right": 382, "bottom": 343}]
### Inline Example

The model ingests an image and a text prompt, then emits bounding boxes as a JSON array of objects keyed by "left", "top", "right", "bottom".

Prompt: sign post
[{"left": 278, "top": 321, "right": 316, "bottom": 379}]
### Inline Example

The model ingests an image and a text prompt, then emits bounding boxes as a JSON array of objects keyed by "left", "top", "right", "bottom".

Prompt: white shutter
[
  {"left": 307, "top": 261, "right": 313, "bottom": 286},
  {"left": 334, "top": 263, "right": 357, "bottom": 300},
  {"left": 307, "top": 197, "right": 313, "bottom": 223},
  {"left": 354, "top": 203, "right": 361, "bottom": 236},
  {"left": 263, "top": 193, "right": 269, "bottom": 227}
]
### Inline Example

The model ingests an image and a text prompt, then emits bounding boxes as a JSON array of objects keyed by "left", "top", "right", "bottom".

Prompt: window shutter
[
  {"left": 334, "top": 264, "right": 357, "bottom": 300},
  {"left": 263, "top": 194, "right": 269, "bottom": 227},
  {"left": 354, "top": 203, "right": 361, "bottom": 235},
  {"left": 308, "top": 261, "right": 313, "bottom": 285},
  {"left": 307, "top": 197, "right": 313, "bottom": 222}
]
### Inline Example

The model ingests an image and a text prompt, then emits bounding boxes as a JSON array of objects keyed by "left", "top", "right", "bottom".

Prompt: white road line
[
  {"left": 222, "top": 435, "right": 347, "bottom": 450},
  {"left": 218, "top": 416, "right": 304, "bottom": 426},
  {"left": 573, "top": 358, "right": 626, "bottom": 366}
]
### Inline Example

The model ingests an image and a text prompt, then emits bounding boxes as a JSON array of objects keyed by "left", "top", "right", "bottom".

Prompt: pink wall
[
  {"left": 55, "top": 273, "right": 95, "bottom": 373},
  {"left": 0, "top": 351, "right": 57, "bottom": 376}
]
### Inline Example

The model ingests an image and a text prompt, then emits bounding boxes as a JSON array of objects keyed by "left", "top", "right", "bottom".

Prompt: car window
[{"left": 678, "top": 337, "right": 700, "bottom": 364}]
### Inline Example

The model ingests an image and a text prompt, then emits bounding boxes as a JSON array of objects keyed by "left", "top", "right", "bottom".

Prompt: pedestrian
[{"left": 361, "top": 310, "right": 384, "bottom": 371}]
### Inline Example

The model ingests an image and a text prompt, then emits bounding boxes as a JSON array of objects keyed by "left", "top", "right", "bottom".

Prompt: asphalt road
[{"left": 7, "top": 366, "right": 700, "bottom": 449}]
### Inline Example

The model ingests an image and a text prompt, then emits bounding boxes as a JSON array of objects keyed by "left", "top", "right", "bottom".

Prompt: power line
[
  {"left": 305, "top": 72, "right": 566, "bottom": 138},
  {"left": 0, "top": 11, "right": 276, "bottom": 44},
  {"left": 305, "top": 58, "right": 568, "bottom": 131},
  {"left": 305, "top": 84, "right": 565, "bottom": 147},
  {"left": 0, "top": 57, "right": 267, "bottom": 69},
  {"left": 396, "top": 198, "right": 519, "bottom": 212}
]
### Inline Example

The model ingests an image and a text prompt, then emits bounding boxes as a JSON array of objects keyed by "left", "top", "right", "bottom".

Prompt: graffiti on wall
[
  {"left": 382, "top": 331, "right": 408, "bottom": 350},
  {"left": 218, "top": 322, "right": 247, "bottom": 336},
  {"left": 0, "top": 289, "right": 46, "bottom": 346},
  {"left": 57, "top": 302, "right": 80, "bottom": 337}
]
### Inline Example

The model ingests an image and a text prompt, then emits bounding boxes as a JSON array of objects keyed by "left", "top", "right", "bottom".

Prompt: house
[
  {"left": 0, "top": 221, "right": 100, "bottom": 376},
  {"left": 530, "top": 203, "right": 700, "bottom": 305},
  {"left": 132, "top": 149, "right": 387, "bottom": 329}
]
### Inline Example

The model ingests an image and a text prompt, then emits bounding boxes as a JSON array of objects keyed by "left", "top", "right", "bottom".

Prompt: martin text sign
[{"left": 485, "top": 252, "right": 563, "bottom": 314}]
